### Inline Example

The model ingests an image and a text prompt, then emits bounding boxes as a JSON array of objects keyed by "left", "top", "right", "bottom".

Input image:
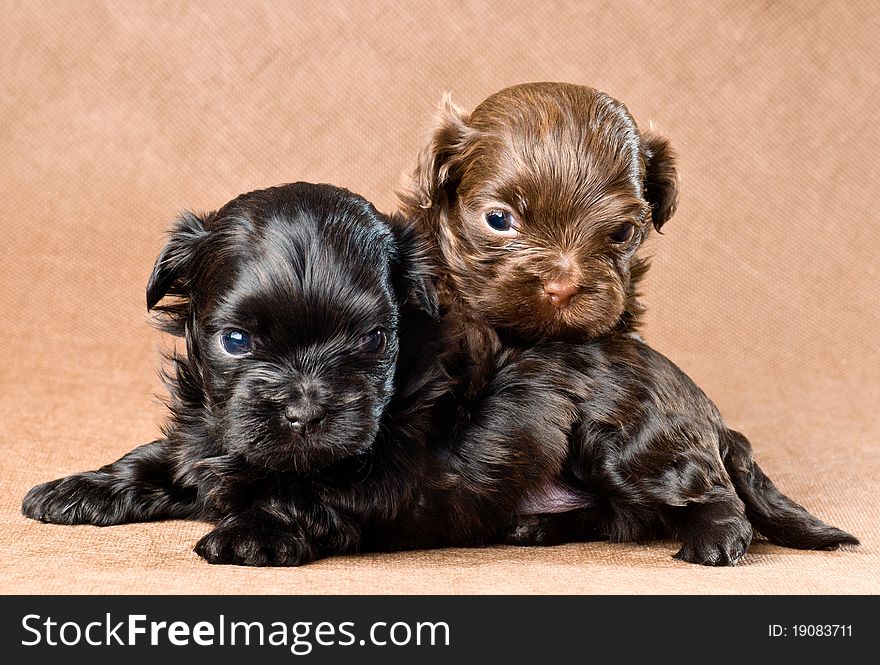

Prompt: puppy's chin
[
  {"left": 245, "top": 445, "right": 370, "bottom": 475},
  {"left": 486, "top": 303, "right": 621, "bottom": 342},
  {"left": 466, "top": 276, "right": 627, "bottom": 343},
  {"left": 523, "top": 300, "right": 623, "bottom": 342},
  {"left": 223, "top": 414, "right": 381, "bottom": 475},
  {"left": 236, "top": 431, "right": 376, "bottom": 475}
]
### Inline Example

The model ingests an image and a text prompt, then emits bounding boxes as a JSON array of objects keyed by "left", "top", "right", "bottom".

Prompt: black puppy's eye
[
  {"left": 358, "top": 328, "right": 387, "bottom": 354},
  {"left": 220, "top": 329, "right": 253, "bottom": 356},
  {"left": 484, "top": 210, "right": 518, "bottom": 236},
  {"left": 610, "top": 223, "right": 635, "bottom": 244}
]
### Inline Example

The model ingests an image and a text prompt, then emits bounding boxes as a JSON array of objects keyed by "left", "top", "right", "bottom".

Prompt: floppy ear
[
  {"left": 640, "top": 130, "right": 680, "bottom": 231},
  {"left": 408, "top": 93, "right": 478, "bottom": 211},
  {"left": 146, "top": 211, "right": 210, "bottom": 332},
  {"left": 386, "top": 213, "right": 439, "bottom": 318}
]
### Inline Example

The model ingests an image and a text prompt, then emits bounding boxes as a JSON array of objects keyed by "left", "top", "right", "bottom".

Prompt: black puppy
[{"left": 22, "top": 183, "right": 451, "bottom": 566}]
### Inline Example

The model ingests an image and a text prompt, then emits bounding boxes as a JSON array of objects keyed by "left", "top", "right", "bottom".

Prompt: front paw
[
  {"left": 194, "top": 523, "right": 314, "bottom": 567},
  {"left": 22, "top": 474, "right": 117, "bottom": 525},
  {"left": 674, "top": 516, "right": 753, "bottom": 566}
]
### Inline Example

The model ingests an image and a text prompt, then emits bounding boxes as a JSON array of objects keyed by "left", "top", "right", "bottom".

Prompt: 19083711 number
[{"left": 769, "top": 625, "right": 853, "bottom": 637}]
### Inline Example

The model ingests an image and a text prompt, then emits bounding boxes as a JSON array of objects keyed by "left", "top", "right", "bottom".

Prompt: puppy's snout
[
  {"left": 284, "top": 402, "right": 327, "bottom": 434},
  {"left": 542, "top": 280, "right": 581, "bottom": 309}
]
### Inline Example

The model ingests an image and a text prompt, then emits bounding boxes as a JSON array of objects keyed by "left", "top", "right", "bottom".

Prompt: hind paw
[
  {"left": 504, "top": 515, "right": 557, "bottom": 546},
  {"left": 674, "top": 516, "right": 753, "bottom": 566}
]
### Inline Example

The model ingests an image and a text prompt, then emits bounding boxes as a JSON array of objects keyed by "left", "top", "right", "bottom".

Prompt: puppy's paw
[
  {"left": 504, "top": 514, "right": 573, "bottom": 546},
  {"left": 22, "top": 474, "right": 119, "bottom": 525},
  {"left": 504, "top": 510, "right": 604, "bottom": 547},
  {"left": 503, "top": 515, "right": 553, "bottom": 546},
  {"left": 194, "top": 523, "right": 314, "bottom": 567},
  {"left": 673, "top": 516, "right": 753, "bottom": 566}
]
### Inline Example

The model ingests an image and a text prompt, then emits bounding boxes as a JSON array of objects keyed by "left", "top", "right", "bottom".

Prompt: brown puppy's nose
[{"left": 543, "top": 280, "right": 581, "bottom": 309}]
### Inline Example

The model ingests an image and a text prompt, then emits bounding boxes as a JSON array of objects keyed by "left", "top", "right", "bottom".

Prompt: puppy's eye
[
  {"left": 358, "top": 328, "right": 387, "bottom": 354},
  {"left": 610, "top": 223, "right": 635, "bottom": 244},
  {"left": 220, "top": 329, "right": 254, "bottom": 356},
  {"left": 484, "top": 210, "right": 518, "bottom": 236}
]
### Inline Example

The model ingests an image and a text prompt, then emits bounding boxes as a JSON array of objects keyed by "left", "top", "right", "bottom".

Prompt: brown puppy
[
  {"left": 398, "top": 82, "right": 856, "bottom": 565},
  {"left": 400, "top": 82, "right": 677, "bottom": 346}
]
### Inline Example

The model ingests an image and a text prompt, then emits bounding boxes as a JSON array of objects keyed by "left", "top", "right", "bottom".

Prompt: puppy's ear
[
  {"left": 408, "top": 93, "right": 478, "bottom": 211},
  {"left": 146, "top": 210, "right": 210, "bottom": 311},
  {"left": 386, "top": 214, "right": 439, "bottom": 318},
  {"left": 641, "top": 130, "right": 680, "bottom": 231}
]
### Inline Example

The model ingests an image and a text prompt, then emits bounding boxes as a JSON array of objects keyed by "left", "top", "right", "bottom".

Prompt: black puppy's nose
[{"left": 284, "top": 403, "right": 327, "bottom": 433}]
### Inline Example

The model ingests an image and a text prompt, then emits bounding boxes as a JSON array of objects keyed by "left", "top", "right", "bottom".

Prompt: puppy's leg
[
  {"left": 415, "top": 356, "right": 580, "bottom": 547},
  {"left": 615, "top": 428, "right": 753, "bottom": 566},
  {"left": 194, "top": 491, "right": 361, "bottom": 567},
  {"left": 671, "top": 488, "right": 753, "bottom": 566},
  {"left": 608, "top": 339, "right": 857, "bottom": 564},
  {"left": 21, "top": 439, "right": 198, "bottom": 525}
]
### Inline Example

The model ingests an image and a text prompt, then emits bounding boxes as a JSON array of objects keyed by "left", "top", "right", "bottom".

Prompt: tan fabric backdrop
[{"left": 1, "top": 0, "right": 877, "bottom": 594}]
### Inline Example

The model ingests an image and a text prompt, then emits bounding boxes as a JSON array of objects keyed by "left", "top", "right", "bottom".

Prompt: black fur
[{"left": 22, "top": 183, "right": 452, "bottom": 566}]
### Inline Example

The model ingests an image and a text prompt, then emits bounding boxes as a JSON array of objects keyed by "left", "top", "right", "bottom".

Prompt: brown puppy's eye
[
  {"left": 358, "top": 328, "right": 387, "bottom": 354},
  {"left": 610, "top": 223, "right": 635, "bottom": 244},
  {"left": 484, "top": 210, "right": 519, "bottom": 236}
]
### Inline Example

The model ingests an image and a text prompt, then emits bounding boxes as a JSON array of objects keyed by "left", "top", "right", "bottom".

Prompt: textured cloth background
[{"left": 1, "top": 0, "right": 877, "bottom": 594}]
